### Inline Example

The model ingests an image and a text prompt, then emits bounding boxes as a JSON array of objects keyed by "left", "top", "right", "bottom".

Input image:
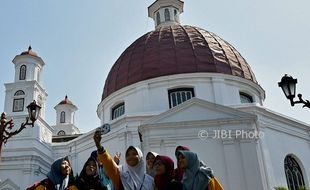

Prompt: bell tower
[{"left": 4, "top": 46, "right": 47, "bottom": 119}]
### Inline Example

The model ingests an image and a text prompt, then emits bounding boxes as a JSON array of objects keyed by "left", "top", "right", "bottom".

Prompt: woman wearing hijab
[
  {"left": 146, "top": 152, "right": 158, "bottom": 177},
  {"left": 90, "top": 150, "right": 114, "bottom": 190},
  {"left": 93, "top": 131, "right": 154, "bottom": 190},
  {"left": 177, "top": 151, "right": 223, "bottom": 190},
  {"left": 153, "top": 155, "right": 182, "bottom": 190},
  {"left": 27, "top": 156, "right": 77, "bottom": 190},
  {"left": 76, "top": 156, "right": 107, "bottom": 190},
  {"left": 173, "top": 146, "right": 190, "bottom": 182}
]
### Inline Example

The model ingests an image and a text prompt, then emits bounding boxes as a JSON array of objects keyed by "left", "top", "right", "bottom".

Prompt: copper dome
[{"left": 102, "top": 25, "right": 257, "bottom": 100}]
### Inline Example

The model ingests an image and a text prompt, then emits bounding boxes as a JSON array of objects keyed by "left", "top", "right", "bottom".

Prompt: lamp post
[
  {"left": 278, "top": 74, "right": 310, "bottom": 108},
  {"left": 0, "top": 100, "right": 41, "bottom": 159}
]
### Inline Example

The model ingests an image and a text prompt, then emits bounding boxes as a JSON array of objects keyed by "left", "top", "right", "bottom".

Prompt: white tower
[
  {"left": 4, "top": 46, "right": 47, "bottom": 119},
  {"left": 53, "top": 95, "right": 80, "bottom": 136},
  {"left": 148, "top": 0, "right": 184, "bottom": 28},
  {"left": 1, "top": 47, "right": 53, "bottom": 188}
]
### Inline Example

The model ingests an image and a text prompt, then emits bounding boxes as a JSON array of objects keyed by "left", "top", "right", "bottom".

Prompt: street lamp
[
  {"left": 278, "top": 74, "right": 310, "bottom": 108},
  {"left": 0, "top": 100, "right": 41, "bottom": 158}
]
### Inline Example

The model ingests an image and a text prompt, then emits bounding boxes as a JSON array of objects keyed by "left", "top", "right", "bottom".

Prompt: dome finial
[{"left": 148, "top": 0, "right": 184, "bottom": 28}]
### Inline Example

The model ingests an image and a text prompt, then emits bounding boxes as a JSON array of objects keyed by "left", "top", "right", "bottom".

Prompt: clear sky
[{"left": 1, "top": 0, "right": 310, "bottom": 133}]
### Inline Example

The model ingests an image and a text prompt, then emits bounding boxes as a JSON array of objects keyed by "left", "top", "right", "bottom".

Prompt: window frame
[
  {"left": 19, "top": 65, "right": 27, "bottom": 80},
  {"left": 239, "top": 92, "right": 254, "bottom": 103},
  {"left": 60, "top": 111, "right": 66, "bottom": 123},
  {"left": 156, "top": 12, "right": 161, "bottom": 26},
  {"left": 57, "top": 130, "right": 66, "bottom": 136},
  {"left": 284, "top": 155, "right": 305, "bottom": 190},
  {"left": 111, "top": 102, "right": 125, "bottom": 120},
  {"left": 168, "top": 88, "right": 195, "bottom": 108},
  {"left": 13, "top": 90, "right": 25, "bottom": 112},
  {"left": 13, "top": 98, "right": 24, "bottom": 112},
  {"left": 164, "top": 8, "right": 170, "bottom": 21}
]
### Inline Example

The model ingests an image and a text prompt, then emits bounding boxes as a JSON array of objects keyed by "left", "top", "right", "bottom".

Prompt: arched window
[
  {"left": 19, "top": 65, "right": 26, "bottom": 80},
  {"left": 168, "top": 88, "right": 195, "bottom": 108},
  {"left": 285, "top": 155, "right": 305, "bottom": 190},
  {"left": 13, "top": 90, "right": 25, "bottom": 112},
  {"left": 240, "top": 92, "right": 253, "bottom": 103},
  {"left": 14, "top": 90, "right": 25, "bottom": 96},
  {"left": 60, "top": 111, "right": 65, "bottom": 123},
  {"left": 57, "top": 130, "right": 66, "bottom": 136},
  {"left": 174, "top": 9, "right": 178, "bottom": 20},
  {"left": 164, "top": 9, "right": 170, "bottom": 21},
  {"left": 156, "top": 12, "right": 161, "bottom": 26},
  {"left": 112, "top": 102, "right": 125, "bottom": 120}
]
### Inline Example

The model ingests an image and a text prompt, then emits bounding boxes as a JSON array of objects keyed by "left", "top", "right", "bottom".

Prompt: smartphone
[{"left": 96, "top": 123, "right": 111, "bottom": 135}]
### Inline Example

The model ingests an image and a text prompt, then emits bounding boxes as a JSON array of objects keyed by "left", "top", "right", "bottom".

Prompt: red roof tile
[{"left": 102, "top": 25, "right": 257, "bottom": 100}]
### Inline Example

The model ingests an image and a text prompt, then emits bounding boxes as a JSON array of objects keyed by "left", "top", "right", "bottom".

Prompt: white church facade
[{"left": 0, "top": 0, "right": 310, "bottom": 190}]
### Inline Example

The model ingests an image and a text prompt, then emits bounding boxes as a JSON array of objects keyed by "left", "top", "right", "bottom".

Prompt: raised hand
[
  {"left": 114, "top": 152, "right": 121, "bottom": 165},
  {"left": 93, "top": 131, "right": 102, "bottom": 149}
]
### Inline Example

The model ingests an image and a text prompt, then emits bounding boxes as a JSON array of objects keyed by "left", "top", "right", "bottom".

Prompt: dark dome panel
[{"left": 102, "top": 25, "right": 257, "bottom": 100}]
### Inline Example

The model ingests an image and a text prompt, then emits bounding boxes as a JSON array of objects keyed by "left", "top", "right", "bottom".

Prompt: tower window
[
  {"left": 13, "top": 98, "right": 24, "bottom": 112},
  {"left": 168, "top": 88, "right": 195, "bottom": 108},
  {"left": 112, "top": 102, "right": 125, "bottom": 120},
  {"left": 174, "top": 9, "right": 178, "bottom": 21},
  {"left": 60, "top": 111, "right": 65, "bottom": 123},
  {"left": 13, "top": 90, "right": 25, "bottom": 112},
  {"left": 19, "top": 65, "right": 27, "bottom": 80},
  {"left": 57, "top": 130, "right": 66, "bottom": 136},
  {"left": 156, "top": 12, "right": 161, "bottom": 26},
  {"left": 284, "top": 155, "right": 305, "bottom": 190},
  {"left": 164, "top": 9, "right": 170, "bottom": 21},
  {"left": 240, "top": 92, "right": 253, "bottom": 103},
  {"left": 14, "top": 90, "right": 25, "bottom": 96}
]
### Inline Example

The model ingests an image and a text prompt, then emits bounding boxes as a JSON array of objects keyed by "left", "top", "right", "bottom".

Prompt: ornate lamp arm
[
  {"left": 3, "top": 117, "right": 34, "bottom": 144},
  {"left": 291, "top": 94, "right": 310, "bottom": 108}
]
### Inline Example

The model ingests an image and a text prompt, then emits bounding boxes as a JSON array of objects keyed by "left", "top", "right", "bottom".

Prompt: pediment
[
  {"left": 0, "top": 178, "right": 20, "bottom": 190},
  {"left": 143, "top": 98, "right": 256, "bottom": 125}
]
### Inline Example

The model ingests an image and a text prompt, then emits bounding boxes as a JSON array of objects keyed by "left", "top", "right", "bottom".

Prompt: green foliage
[
  {"left": 273, "top": 186, "right": 308, "bottom": 190},
  {"left": 274, "top": 187, "right": 288, "bottom": 190},
  {"left": 298, "top": 186, "right": 308, "bottom": 190}
]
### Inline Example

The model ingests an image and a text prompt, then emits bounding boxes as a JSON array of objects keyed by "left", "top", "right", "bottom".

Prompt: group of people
[{"left": 27, "top": 131, "right": 223, "bottom": 190}]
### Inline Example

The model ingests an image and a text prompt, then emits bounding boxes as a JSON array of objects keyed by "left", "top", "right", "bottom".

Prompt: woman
[
  {"left": 27, "top": 156, "right": 77, "bottom": 190},
  {"left": 173, "top": 146, "right": 190, "bottom": 182},
  {"left": 177, "top": 151, "right": 223, "bottom": 190},
  {"left": 90, "top": 150, "right": 114, "bottom": 190},
  {"left": 146, "top": 151, "right": 158, "bottom": 177},
  {"left": 93, "top": 131, "right": 154, "bottom": 190},
  {"left": 154, "top": 155, "right": 182, "bottom": 190},
  {"left": 76, "top": 156, "right": 107, "bottom": 190}
]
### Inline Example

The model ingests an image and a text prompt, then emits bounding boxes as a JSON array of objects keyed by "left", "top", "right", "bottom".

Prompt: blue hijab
[
  {"left": 179, "top": 151, "right": 213, "bottom": 190},
  {"left": 47, "top": 156, "right": 71, "bottom": 190}
]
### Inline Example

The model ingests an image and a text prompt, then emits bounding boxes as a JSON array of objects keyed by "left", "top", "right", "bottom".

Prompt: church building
[{"left": 0, "top": 0, "right": 309, "bottom": 190}]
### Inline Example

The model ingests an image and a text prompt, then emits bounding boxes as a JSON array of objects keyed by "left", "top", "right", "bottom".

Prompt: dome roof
[
  {"left": 20, "top": 46, "right": 38, "bottom": 57},
  {"left": 102, "top": 25, "right": 257, "bottom": 100},
  {"left": 57, "top": 96, "right": 75, "bottom": 106}
]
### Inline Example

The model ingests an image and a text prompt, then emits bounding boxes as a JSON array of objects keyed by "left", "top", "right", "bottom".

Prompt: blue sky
[{"left": 1, "top": 0, "right": 310, "bottom": 133}]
